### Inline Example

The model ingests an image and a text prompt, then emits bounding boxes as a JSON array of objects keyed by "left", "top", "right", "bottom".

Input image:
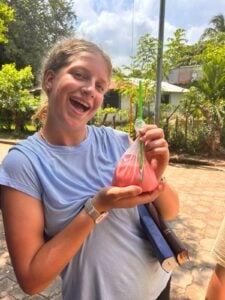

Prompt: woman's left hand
[{"left": 137, "top": 124, "right": 169, "bottom": 179}]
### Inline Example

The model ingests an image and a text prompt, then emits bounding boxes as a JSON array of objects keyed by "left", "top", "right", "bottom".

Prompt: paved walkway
[{"left": 1, "top": 142, "right": 225, "bottom": 299}]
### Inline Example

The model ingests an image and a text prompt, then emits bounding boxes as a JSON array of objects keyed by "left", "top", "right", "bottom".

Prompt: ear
[{"left": 44, "top": 70, "right": 55, "bottom": 92}]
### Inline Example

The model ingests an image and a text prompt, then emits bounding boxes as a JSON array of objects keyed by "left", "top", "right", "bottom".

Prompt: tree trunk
[
  {"left": 14, "top": 111, "right": 23, "bottom": 132},
  {"left": 208, "top": 125, "right": 221, "bottom": 156}
]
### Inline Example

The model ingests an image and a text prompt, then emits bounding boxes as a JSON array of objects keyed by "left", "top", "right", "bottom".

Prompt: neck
[{"left": 39, "top": 126, "right": 88, "bottom": 146}]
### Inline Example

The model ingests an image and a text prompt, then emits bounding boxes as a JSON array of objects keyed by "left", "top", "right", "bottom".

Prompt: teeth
[{"left": 70, "top": 98, "right": 89, "bottom": 108}]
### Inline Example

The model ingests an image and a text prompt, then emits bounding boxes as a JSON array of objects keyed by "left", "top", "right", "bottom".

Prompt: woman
[
  {"left": 0, "top": 37, "right": 179, "bottom": 299},
  {"left": 206, "top": 217, "right": 225, "bottom": 299}
]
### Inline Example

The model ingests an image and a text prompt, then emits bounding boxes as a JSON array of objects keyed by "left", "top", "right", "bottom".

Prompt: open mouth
[{"left": 70, "top": 98, "right": 90, "bottom": 112}]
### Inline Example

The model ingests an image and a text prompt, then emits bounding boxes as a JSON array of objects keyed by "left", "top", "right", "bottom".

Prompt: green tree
[
  {"left": 201, "top": 14, "right": 225, "bottom": 40},
  {"left": 0, "top": 0, "right": 76, "bottom": 82},
  {"left": 0, "top": 1, "right": 14, "bottom": 43},
  {"left": 130, "top": 33, "right": 158, "bottom": 79},
  {"left": 191, "top": 44, "right": 225, "bottom": 154},
  {"left": 0, "top": 63, "right": 39, "bottom": 131},
  {"left": 163, "top": 29, "right": 195, "bottom": 73}
]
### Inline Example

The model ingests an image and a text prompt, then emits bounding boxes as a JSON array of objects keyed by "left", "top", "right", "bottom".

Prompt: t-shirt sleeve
[
  {"left": 212, "top": 217, "right": 225, "bottom": 268},
  {"left": 111, "top": 128, "right": 130, "bottom": 151},
  {"left": 0, "top": 148, "right": 42, "bottom": 200}
]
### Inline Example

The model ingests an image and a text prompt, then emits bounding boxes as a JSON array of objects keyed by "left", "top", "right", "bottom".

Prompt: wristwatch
[{"left": 84, "top": 198, "right": 108, "bottom": 224}]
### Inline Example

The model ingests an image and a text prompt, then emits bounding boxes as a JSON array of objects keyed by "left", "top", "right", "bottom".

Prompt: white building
[{"left": 102, "top": 79, "right": 189, "bottom": 123}]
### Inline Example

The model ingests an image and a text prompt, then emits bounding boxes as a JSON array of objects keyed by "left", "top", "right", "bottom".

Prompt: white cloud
[
  {"left": 75, "top": 1, "right": 160, "bottom": 68},
  {"left": 74, "top": 0, "right": 225, "bottom": 68},
  {"left": 76, "top": 9, "right": 136, "bottom": 67},
  {"left": 186, "top": 26, "right": 207, "bottom": 44}
]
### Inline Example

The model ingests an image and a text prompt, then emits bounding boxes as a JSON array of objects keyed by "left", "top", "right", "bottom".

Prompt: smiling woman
[
  {"left": 0, "top": 36, "right": 179, "bottom": 300},
  {"left": 41, "top": 50, "right": 110, "bottom": 144},
  {"left": 33, "top": 38, "right": 112, "bottom": 133}
]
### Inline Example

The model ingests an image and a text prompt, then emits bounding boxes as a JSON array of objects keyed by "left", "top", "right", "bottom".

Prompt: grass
[{"left": 0, "top": 127, "right": 36, "bottom": 140}]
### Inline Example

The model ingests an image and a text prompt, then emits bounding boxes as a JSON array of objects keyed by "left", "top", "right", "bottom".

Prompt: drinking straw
[
  {"left": 138, "top": 80, "right": 144, "bottom": 181},
  {"left": 138, "top": 80, "right": 143, "bottom": 120}
]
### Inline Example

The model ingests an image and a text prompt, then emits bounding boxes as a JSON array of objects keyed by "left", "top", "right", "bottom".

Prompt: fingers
[
  {"left": 139, "top": 189, "right": 160, "bottom": 203},
  {"left": 139, "top": 126, "right": 168, "bottom": 154},
  {"left": 95, "top": 185, "right": 143, "bottom": 211},
  {"left": 105, "top": 185, "right": 143, "bottom": 199},
  {"left": 138, "top": 124, "right": 158, "bottom": 134},
  {"left": 137, "top": 124, "right": 169, "bottom": 177},
  {"left": 130, "top": 185, "right": 163, "bottom": 207},
  {"left": 139, "top": 125, "right": 165, "bottom": 143},
  {"left": 95, "top": 184, "right": 162, "bottom": 211},
  {"left": 144, "top": 138, "right": 168, "bottom": 153}
]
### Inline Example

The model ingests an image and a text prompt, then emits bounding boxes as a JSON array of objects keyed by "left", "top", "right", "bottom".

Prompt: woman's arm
[
  {"left": 152, "top": 181, "right": 179, "bottom": 220},
  {"left": 1, "top": 183, "right": 163, "bottom": 295},
  {"left": 138, "top": 124, "right": 179, "bottom": 220},
  {"left": 206, "top": 217, "right": 225, "bottom": 299},
  {"left": 1, "top": 187, "right": 95, "bottom": 295},
  {"left": 206, "top": 264, "right": 225, "bottom": 300}
]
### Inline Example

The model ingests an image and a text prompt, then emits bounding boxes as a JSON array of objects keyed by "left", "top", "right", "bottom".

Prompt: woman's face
[{"left": 44, "top": 51, "right": 110, "bottom": 130}]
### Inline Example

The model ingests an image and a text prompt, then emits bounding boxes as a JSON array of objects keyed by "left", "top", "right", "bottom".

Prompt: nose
[{"left": 81, "top": 80, "right": 95, "bottom": 98}]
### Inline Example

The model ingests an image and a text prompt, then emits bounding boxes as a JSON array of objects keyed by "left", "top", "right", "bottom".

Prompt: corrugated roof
[
  {"left": 161, "top": 81, "right": 189, "bottom": 93},
  {"left": 109, "top": 78, "right": 189, "bottom": 93}
]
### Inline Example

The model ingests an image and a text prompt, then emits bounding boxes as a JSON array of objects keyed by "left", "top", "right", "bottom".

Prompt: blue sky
[{"left": 74, "top": 0, "right": 225, "bottom": 68}]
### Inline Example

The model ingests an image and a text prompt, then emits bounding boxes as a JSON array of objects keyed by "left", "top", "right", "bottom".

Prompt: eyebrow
[{"left": 70, "top": 66, "right": 109, "bottom": 86}]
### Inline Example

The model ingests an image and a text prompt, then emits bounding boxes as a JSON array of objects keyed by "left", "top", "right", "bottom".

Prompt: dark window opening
[
  {"left": 161, "top": 94, "right": 170, "bottom": 104},
  {"left": 103, "top": 90, "right": 120, "bottom": 108}
]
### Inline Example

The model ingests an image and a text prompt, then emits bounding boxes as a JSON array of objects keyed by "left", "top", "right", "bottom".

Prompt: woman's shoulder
[
  {"left": 1, "top": 133, "right": 50, "bottom": 174},
  {"left": 11, "top": 133, "right": 40, "bottom": 151},
  {"left": 89, "top": 125, "right": 128, "bottom": 139},
  {"left": 1, "top": 134, "right": 40, "bottom": 173},
  {"left": 0, "top": 137, "right": 42, "bottom": 200},
  {"left": 89, "top": 125, "right": 129, "bottom": 148}
]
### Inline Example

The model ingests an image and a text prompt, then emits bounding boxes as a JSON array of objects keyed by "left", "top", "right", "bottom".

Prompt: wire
[{"left": 131, "top": 0, "right": 135, "bottom": 65}]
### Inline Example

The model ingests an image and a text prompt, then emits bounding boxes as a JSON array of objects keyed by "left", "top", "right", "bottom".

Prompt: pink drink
[{"left": 112, "top": 156, "right": 159, "bottom": 192}]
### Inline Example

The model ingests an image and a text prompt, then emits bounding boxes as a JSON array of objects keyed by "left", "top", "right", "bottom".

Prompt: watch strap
[{"left": 84, "top": 198, "right": 108, "bottom": 224}]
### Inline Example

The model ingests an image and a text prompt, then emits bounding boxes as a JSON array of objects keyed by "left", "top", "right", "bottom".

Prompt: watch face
[{"left": 96, "top": 212, "right": 109, "bottom": 224}]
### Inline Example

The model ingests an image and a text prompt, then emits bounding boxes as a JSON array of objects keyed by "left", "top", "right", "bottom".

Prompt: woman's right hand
[{"left": 92, "top": 185, "right": 162, "bottom": 213}]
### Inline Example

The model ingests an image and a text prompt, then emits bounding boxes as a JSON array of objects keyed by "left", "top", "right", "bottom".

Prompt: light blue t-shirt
[{"left": 0, "top": 125, "right": 170, "bottom": 300}]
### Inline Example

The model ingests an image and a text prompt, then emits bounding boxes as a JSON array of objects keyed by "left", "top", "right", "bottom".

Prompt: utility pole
[{"left": 155, "top": 0, "right": 166, "bottom": 126}]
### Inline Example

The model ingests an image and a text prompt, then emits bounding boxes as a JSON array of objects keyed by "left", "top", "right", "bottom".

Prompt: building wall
[
  {"left": 102, "top": 88, "right": 186, "bottom": 124},
  {"left": 169, "top": 93, "right": 185, "bottom": 106},
  {"left": 168, "top": 65, "right": 202, "bottom": 86}
]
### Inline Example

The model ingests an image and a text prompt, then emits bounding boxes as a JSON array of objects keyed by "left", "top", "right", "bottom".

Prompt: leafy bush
[{"left": 0, "top": 63, "right": 40, "bottom": 131}]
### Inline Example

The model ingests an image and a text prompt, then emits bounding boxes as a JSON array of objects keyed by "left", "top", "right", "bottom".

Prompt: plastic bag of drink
[{"left": 112, "top": 138, "right": 159, "bottom": 192}]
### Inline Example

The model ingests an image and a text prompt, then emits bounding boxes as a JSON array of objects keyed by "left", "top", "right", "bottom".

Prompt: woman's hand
[
  {"left": 92, "top": 184, "right": 163, "bottom": 213},
  {"left": 137, "top": 124, "right": 169, "bottom": 179}
]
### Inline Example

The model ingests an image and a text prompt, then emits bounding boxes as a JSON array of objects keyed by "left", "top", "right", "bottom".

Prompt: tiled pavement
[{"left": 1, "top": 141, "right": 225, "bottom": 299}]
